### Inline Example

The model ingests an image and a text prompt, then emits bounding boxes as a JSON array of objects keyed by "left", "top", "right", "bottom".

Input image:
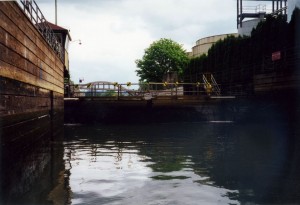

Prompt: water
[
  {"left": 61, "top": 121, "right": 300, "bottom": 205},
  {"left": 2, "top": 99, "right": 300, "bottom": 205}
]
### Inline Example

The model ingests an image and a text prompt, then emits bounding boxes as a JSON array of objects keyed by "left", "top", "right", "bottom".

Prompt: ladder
[{"left": 202, "top": 73, "right": 221, "bottom": 96}]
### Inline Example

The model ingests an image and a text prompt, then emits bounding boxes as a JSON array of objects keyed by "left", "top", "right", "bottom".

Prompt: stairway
[{"left": 202, "top": 73, "right": 221, "bottom": 96}]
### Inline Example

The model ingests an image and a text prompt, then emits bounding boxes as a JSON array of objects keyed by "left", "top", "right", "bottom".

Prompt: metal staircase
[{"left": 202, "top": 73, "right": 221, "bottom": 96}]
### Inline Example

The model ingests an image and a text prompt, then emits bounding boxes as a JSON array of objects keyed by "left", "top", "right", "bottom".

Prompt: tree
[
  {"left": 135, "top": 38, "right": 189, "bottom": 82},
  {"left": 184, "top": 14, "right": 293, "bottom": 95},
  {"left": 289, "top": 7, "right": 300, "bottom": 47}
]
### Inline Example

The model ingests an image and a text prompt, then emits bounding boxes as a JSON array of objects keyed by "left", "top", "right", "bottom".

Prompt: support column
[
  {"left": 240, "top": 0, "right": 243, "bottom": 28},
  {"left": 237, "top": 0, "right": 239, "bottom": 28}
]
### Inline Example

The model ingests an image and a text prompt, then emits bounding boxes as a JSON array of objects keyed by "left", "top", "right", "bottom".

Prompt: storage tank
[
  {"left": 238, "top": 17, "right": 264, "bottom": 36},
  {"left": 288, "top": 0, "right": 300, "bottom": 21}
]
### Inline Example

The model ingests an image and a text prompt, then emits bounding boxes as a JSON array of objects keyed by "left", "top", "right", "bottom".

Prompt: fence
[
  {"left": 65, "top": 82, "right": 221, "bottom": 100},
  {"left": 18, "top": 0, "right": 63, "bottom": 61}
]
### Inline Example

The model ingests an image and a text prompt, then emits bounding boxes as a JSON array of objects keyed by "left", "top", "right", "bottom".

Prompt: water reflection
[
  {"left": 0, "top": 115, "right": 66, "bottom": 205},
  {"left": 64, "top": 121, "right": 300, "bottom": 204}
]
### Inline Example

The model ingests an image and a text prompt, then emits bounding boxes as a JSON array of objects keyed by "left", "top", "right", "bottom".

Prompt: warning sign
[{"left": 272, "top": 51, "right": 281, "bottom": 61}]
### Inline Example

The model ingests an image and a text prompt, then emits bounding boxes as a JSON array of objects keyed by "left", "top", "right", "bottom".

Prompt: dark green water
[
  {"left": 62, "top": 120, "right": 300, "bottom": 205},
  {"left": 2, "top": 98, "right": 300, "bottom": 205}
]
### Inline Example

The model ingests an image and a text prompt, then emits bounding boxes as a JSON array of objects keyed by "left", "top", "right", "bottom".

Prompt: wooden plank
[
  {"left": 0, "top": 4, "right": 64, "bottom": 80},
  {"left": 1, "top": 2, "right": 38, "bottom": 48},
  {"left": 0, "top": 27, "right": 38, "bottom": 75},
  {"left": 0, "top": 59, "right": 63, "bottom": 94},
  {"left": 1, "top": 110, "right": 51, "bottom": 130},
  {"left": 3, "top": 2, "right": 57, "bottom": 64},
  {"left": 0, "top": 25, "right": 63, "bottom": 85},
  {"left": 0, "top": 42, "right": 27, "bottom": 73},
  {"left": 0, "top": 94, "right": 50, "bottom": 113},
  {"left": 0, "top": 44, "right": 63, "bottom": 90},
  {"left": 0, "top": 7, "right": 64, "bottom": 79},
  {"left": 0, "top": 11, "right": 59, "bottom": 82},
  {"left": 0, "top": 76, "right": 64, "bottom": 112},
  {"left": 0, "top": 2, "right": 65, "bottom": 126}
]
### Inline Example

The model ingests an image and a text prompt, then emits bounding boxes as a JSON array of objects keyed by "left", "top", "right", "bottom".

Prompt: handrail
[
  {"left": 65, "top": 82, "right": 212, "bottom": 98},
  {"left": 203, "top": 74, "right": 221, "bottom": 96},
  {"left": 18, "top": 0, "right": 63, "bottom": 61},
  {"left": 242, "top": 5, "right": 266, "bottom": 14},
  {"left": 210, "top": 74, "right": 221, "bottom": 95}
]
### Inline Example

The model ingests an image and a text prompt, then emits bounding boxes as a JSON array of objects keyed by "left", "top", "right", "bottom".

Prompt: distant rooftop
[{"left": 46, "top": 21, "right": 69, "bottom": 31}]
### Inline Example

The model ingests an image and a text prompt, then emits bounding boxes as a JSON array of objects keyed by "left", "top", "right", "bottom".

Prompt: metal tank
[
  {"left": 288, "top": 0, "right": 300, "bottom": 21},
  {"left": 237, "top": 0, "right": 288, "bottom": 36}
]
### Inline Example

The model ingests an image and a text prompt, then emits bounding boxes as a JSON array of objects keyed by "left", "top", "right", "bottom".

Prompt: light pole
[
  {"left": 55, "top": 0, "right": 57, "bottom": 25},
  {"left": 71, "top": 39, "right": 82, "bottom": 45}
]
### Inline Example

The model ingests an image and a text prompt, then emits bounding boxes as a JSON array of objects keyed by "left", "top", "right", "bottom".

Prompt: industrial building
[
  {"left": 188, "top": 0, "right": 299, "bottom": 58},
  {"left": 237, "top": 0, "right": 290, "bottom": 36}
]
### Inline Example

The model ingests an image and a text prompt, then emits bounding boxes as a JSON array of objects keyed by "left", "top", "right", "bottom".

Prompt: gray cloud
[{"left": 37, "top": 0, "right": 238, "bottom": 83}]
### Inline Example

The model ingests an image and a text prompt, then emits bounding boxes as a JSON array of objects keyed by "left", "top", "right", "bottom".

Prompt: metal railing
[
  {"left": 202, "top": 74, "right": 221, "bottom": 96},
  {"left": 243, "top": 5, "right": 267, "bottom": 14},
  {"left": 18, "top": 0, "right": 63, "bottom": 61},
  {"left": 64, "top": 82, "right": 220, "bottom": 100}
]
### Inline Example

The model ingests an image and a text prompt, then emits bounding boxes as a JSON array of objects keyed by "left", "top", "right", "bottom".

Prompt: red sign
[{"left": 272, "top": 51, "right": 281, "bottom": 61}]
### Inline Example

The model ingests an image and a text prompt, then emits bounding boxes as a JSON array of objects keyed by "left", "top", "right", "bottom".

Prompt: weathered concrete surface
[
  {"left": 64, "top": 92, "right": 300, "bottom": 124},
  {"left": 64, "top": 97, "right": 240, "bottom": 124}
]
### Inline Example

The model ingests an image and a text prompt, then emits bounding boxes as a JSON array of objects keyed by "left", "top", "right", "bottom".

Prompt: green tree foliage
[
  {"left": 102, "top": 90, "right": 117, "bottom": 97},
  {"left": 184, "top": 9, "right": 300, "bottom": 95},
  {"left": 136, "top": 38, "right": 190, "bottom": 82}
]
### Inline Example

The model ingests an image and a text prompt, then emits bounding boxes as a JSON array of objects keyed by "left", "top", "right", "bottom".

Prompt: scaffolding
[{"left": 237, "top": 0, "right": 288, "bottom": 29}]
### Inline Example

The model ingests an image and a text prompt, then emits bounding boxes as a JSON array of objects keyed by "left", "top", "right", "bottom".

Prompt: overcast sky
[{"left": 37, "top": 0, "right": 240, "bottom": 84}]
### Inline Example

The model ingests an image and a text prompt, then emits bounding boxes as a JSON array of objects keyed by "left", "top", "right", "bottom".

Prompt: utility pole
[{"left": 55, "top": 0, "right": 57, "bottom": 25}]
